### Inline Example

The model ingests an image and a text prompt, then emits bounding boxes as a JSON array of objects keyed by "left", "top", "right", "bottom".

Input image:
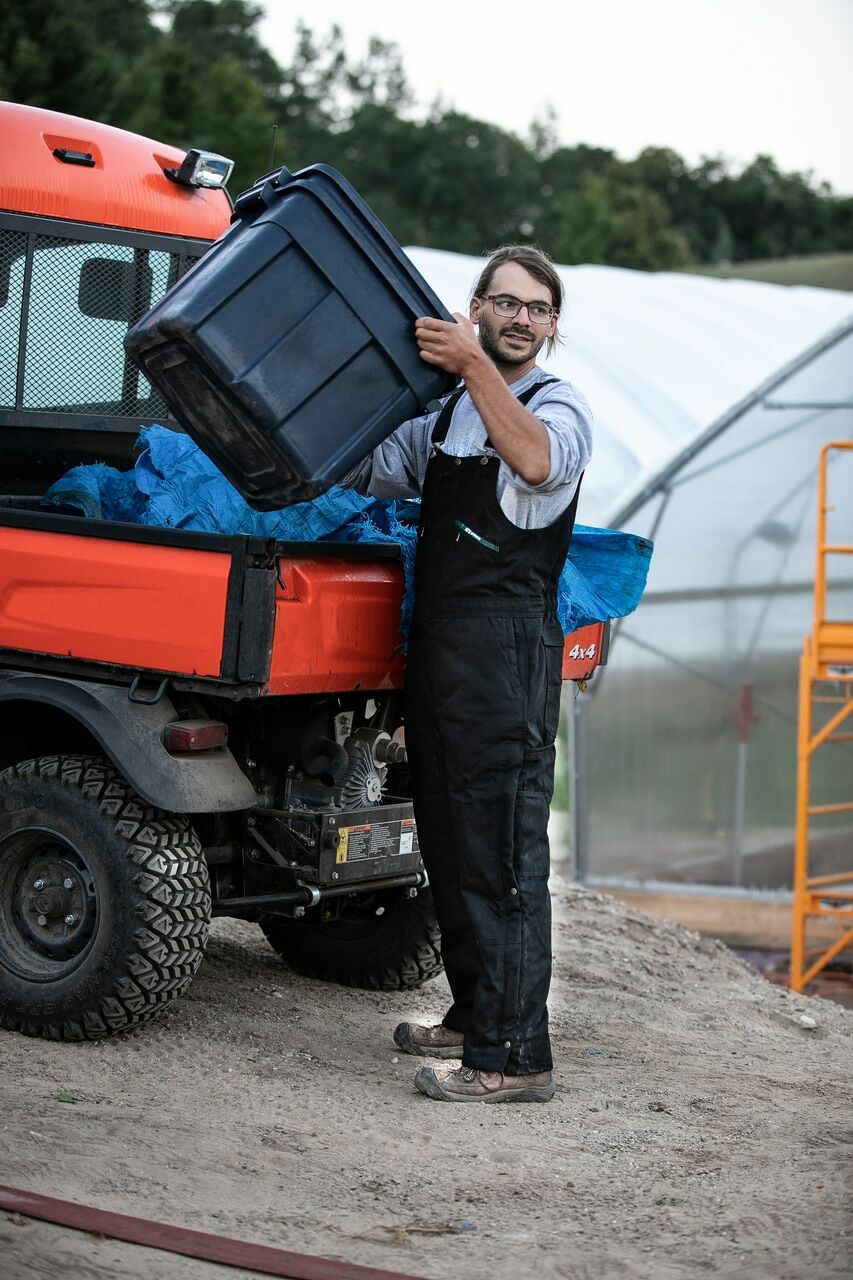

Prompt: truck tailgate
[{"left": 0, "top": 521, "right": 231, "bottom": 676}]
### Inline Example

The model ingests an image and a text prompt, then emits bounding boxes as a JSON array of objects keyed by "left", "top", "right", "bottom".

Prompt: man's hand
[
  {"left": 416, "top": 313, "right": 551, "bottom": 486},
  {"left": 415, "top": 313, "right": 486, "bottom": 379}
]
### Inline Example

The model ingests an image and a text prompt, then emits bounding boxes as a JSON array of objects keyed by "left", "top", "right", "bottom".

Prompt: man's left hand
[{"left": 415, "top": 313, "right": 485, "bottom": 378}]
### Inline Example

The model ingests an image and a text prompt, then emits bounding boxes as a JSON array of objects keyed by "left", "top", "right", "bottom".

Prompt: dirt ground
[{"left": 1, "top": 879, "right": 852, "bottom": 1280}]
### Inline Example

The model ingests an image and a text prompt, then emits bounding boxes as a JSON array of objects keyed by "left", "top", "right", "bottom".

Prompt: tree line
[{"left": 2, "top": 0, "right": 851, "bottom": 270}]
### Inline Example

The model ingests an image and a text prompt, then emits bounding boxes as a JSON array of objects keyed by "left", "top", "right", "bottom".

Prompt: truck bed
[
  {"left": 0, "top": 507, "right": 406, "bottom": 695},
  {"left": 0, "top": 507, "right": 605, "bottom": 693}
]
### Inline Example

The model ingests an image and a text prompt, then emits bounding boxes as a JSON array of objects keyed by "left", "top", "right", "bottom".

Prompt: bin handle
[{"left": 232, "top": 166, "right": 295, "bottom": 221}]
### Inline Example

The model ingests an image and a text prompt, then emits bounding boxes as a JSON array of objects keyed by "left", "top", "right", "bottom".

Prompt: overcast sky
[{"left": 259, "top": 0, "right": 853, "bottom": 194}]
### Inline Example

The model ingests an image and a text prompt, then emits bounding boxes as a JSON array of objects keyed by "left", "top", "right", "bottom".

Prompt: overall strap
[
  {"left": 430, "top": 386, "right": 466, "bottom": 446},
  {"left": 431, "top": 376, "right": 560, "bottom": 447}
]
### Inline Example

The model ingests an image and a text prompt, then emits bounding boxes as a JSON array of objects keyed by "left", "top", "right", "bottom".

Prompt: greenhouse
[
  {"left": 409, "top": 249, "right": 853, "bottom": 892},
  {"left": 580, "top": 314, "right": 853, "bottom": 892}
]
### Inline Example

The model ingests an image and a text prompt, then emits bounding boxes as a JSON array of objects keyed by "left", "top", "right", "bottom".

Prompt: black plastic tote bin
[{"left": 125, "top": 164, "right": 456, "bottom": 509}]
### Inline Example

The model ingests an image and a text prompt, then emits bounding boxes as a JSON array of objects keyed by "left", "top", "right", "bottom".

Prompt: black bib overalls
[{"left": 405, "top": 380, "right": 581, "bottom": 1075}]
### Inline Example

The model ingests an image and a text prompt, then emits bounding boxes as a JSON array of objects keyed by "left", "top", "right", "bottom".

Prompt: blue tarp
[{"left": 44, "top": 425, "right": 653, "bottom": 640}]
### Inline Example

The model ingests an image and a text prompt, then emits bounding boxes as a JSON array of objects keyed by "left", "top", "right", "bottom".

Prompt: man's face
[{"left": 470, "top": 262, "right": 557, "bottom": 368}]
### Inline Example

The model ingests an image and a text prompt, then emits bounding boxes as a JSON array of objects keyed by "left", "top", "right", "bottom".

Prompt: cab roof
[{"left": 0, "top": 102, "right": 231, "bottom": 240}]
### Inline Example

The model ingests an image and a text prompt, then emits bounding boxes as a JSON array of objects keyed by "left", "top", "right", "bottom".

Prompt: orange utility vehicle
[{"left": 0, "top": 103, "right": 606, "bottom": 1040}]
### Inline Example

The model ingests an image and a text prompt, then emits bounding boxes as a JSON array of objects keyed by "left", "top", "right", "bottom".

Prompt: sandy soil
[{"left": 1, "top": 880, "right": 852, "bottom": 1280}]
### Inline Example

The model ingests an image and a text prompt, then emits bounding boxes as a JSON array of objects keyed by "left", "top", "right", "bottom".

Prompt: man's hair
[{"left": 472, "top": 244, "right": 564, "bottom": 357}]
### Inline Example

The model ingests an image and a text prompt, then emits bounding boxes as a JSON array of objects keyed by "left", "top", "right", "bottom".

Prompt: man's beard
[{"left": 478, "top": 316, "right": 547, "bottom": 367}]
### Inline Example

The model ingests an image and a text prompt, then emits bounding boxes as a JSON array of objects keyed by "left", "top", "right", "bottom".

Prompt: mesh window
[
  {"left": 0, "top": 229, "right": 27, "bottom": 408},
  {"left": 19, "top": 234, "right": 198, "bottom": 418}
]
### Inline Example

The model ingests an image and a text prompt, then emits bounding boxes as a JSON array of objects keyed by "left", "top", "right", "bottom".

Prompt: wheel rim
[{"left": 0, "top": 827, "right": 100, "bottom": 982}]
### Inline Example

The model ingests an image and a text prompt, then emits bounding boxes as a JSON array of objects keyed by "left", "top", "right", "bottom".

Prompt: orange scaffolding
[{"left": 791, "top": 441, "right": 853, "bottom": 991}]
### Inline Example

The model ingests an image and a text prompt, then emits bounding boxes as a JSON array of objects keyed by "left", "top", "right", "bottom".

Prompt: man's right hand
[{"left": 415, "top": 314, "right": 486, "bottom": 380}]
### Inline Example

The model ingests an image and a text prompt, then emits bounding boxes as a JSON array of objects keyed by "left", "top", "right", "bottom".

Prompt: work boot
[
  {"left": 393, "top": 1021, "right": 464, "bottom": 1058},
  {"left": 414, "top": 1064, "right": 555, "bottom": 1103}
]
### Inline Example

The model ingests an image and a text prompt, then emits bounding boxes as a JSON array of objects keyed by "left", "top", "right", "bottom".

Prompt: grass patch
[{"left": 683, "top": 252, "right": 853, "bottom": 292}]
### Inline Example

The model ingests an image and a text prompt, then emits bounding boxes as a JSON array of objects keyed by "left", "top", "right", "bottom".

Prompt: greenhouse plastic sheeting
[
  {"left": 43, "top": 425, "right": 651, "bottom": 641},
  {"left": 573, "top": 316, "right": 853, "bottom": 892}
]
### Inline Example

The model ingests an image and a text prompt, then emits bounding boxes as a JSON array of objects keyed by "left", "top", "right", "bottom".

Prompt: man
[{"left": 345, "top": 245, "right": 592, "bottom": 1103}]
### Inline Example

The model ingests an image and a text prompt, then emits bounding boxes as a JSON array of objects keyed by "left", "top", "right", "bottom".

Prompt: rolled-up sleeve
[
  {"left": 500, "top": 382, "right": 593, "bottom": 496},
  {"left": 339, "top": 413, "right": 436, "bottom": 498}
]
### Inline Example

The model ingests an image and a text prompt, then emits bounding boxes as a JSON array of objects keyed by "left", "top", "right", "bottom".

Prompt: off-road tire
[
  {"left": 260, "top": 888, "right": 443, "bottom": 990},
  {"left": 0, "top": 755, "right": 210, "bottom": 1040}
]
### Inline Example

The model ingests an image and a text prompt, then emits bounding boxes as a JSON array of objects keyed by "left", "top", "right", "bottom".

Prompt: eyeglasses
[{"left": 482, "top": 294, "right": 556, "bottom": 325}]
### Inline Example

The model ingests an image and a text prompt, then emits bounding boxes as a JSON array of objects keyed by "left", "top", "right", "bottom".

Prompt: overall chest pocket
[{"left": 453, "top": 519, "right": 500, "bottom": 553}]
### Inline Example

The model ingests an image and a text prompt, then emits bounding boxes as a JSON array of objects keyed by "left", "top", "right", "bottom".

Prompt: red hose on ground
[{"left": 0, "top": 1185, "right": 431, "bottom": 1280}]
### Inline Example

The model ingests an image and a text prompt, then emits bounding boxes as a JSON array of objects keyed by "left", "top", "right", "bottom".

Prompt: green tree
[
  {"left": 168, "top": 0, "right": 281, "bottom": 92},
  {"left": 403, "top": 111, "right": 541, "bottom": 254},
  {"left": 2, "top": 3, "right": 849, "bottom": 267},
  {"left": 553, "top": 173, "right": 692, "bottom": 270},
  {"left": 532, "top": 144, "right": 619, "bottom": 248},
  {"left": 112, "top": 0, "right": 280, "bottom": 192},
  {"left": 717, "top": 155, "right": 835, "bottom": 260},
  {"left": 278, "top": 23, "right": 412, "bottom": 167},
  {"left": 624, "top": 147, "right": 731, "bottom": 263},
  {"left": 326, "top": 104, "right": 427, "bottom": 242},
  {"left": 0, "top": 0, "right": 156, "bottom": 121},
  {"left": 830, "top": 196, "right": 853, "bottom": 252}
]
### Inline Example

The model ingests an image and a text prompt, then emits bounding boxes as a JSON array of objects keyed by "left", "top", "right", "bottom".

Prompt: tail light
[{"left": 163, "top": 720, "right": 228, "bottom": 752}]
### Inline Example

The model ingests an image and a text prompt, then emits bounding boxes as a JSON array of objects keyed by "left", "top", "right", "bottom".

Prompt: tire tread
[
  {"left": 0, "top": 755, "right": 210, "bottom": 1040},
  {"left": 261, "top": 897, "right": 443, "bottom": 992}
]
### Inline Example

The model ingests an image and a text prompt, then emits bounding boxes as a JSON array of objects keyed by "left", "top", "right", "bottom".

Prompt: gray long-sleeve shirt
[{"left": 342, "top": 364, "right": 593, "bottom": 529}]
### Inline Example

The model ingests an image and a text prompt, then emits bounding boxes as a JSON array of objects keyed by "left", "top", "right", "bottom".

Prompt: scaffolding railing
[{"left": 791, "top": 441, "right": 853, "bottom": 991}]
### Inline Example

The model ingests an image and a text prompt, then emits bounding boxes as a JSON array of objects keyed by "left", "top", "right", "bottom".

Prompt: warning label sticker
[{"left": 335, "top": 818, "right": 418, "bottom": 866}]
